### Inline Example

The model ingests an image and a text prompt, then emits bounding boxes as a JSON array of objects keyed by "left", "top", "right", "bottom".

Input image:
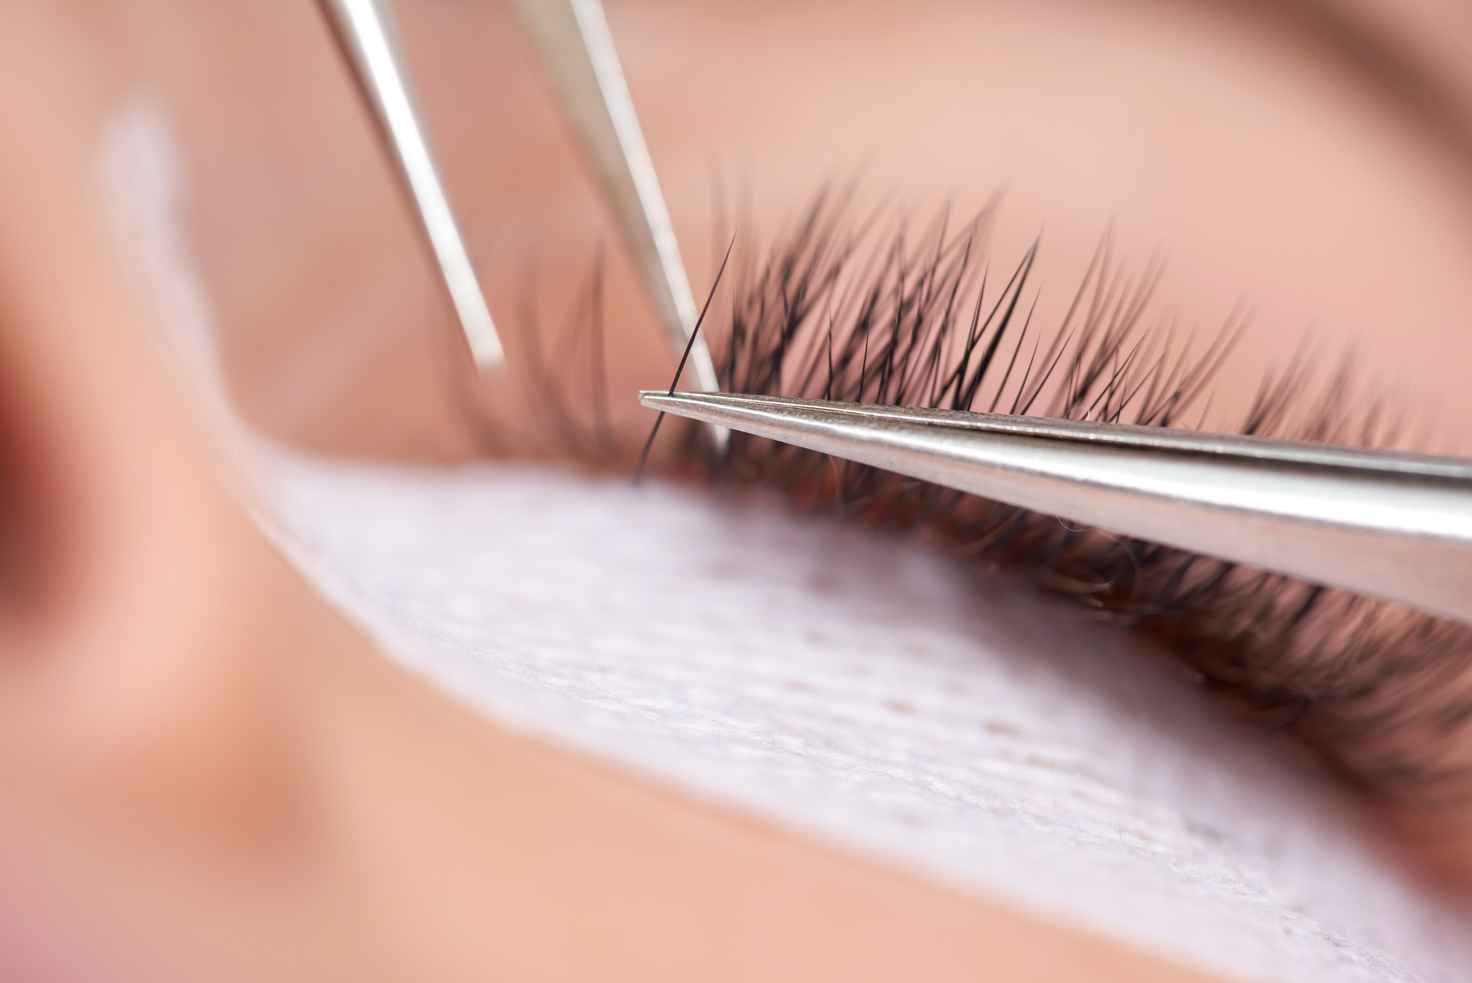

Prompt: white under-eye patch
[{"left": 254, "top": 451, "right": 1472, "bottom": 983}]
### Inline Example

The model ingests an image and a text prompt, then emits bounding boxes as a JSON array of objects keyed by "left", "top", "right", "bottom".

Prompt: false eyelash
[{"left": 466, "top": 189, "right": 1472, "bottom": 810}]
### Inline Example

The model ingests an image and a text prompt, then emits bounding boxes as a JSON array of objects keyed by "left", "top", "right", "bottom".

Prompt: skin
[{"left": 2, "top": 0, "right": 1472, "bottom": 977}]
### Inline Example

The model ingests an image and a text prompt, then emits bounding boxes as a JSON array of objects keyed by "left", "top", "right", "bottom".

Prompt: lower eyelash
[{"left": 470, "top": 189, "right": 1472, "bottom": 811}]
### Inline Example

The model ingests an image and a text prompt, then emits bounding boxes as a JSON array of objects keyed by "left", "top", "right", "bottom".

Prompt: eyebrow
[{"left": 1201, "top": 0, "right": 1472, "bottom": 169}]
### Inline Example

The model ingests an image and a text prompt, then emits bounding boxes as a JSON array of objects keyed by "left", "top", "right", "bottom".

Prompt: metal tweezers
[
  {"left": 640, "top": 390, "right": 1472, "bottom": 626},
  {"left": 317, "top": 0, "right": 1472, "bottom": 626},
  {"left": 316, "top": 0, "right": 719, "bottom": 394}
]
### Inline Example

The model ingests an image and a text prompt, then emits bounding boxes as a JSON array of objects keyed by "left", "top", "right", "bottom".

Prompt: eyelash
[{"left": 465, "top": 190, "right": 1472, "bottom": 811}]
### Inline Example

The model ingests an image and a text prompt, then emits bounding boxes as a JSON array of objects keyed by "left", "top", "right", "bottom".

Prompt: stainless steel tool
[
  {"left": 318, "top": 0, "right": 504, "bottom": 370},
  {"left": 506, "top": 0, "right": 721, "bottom": 397},
  {"left": 641, "top": 389, "right": 1472, "bottom": 625},
  {"left": 320, "top": 0, "right": 721, "bottom": 401}
]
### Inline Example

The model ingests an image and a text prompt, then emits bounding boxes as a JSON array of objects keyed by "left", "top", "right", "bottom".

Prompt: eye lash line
[{"left": 468, "top": 190, "right": 1472, "bottom": 813}]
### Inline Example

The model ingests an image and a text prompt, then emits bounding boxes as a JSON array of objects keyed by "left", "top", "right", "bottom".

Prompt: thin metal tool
[
  {"left": 507, "top": 0, "right": 721, "bottom": 398},
  {"left": 641, "top": 390, "right": 1472, "bottom": 626},
  {"left": 318, "top": 0, "right": 504, "bottom": 369}
]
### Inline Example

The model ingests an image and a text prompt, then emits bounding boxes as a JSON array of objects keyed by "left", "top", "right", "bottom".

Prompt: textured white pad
[{"left": 254, "top": 452, "right": 1472, "bottom": 983}]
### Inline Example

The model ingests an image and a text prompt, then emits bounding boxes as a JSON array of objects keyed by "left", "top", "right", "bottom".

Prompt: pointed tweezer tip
[
  {"left": 638, "top": 389, "right": 704, "bottom": 410},
  {"left": 639, "top": 390, "right": 792, "bottom": 407},
  {"left": 641, "top": 387, "right": 871, "bottom": 416},
  {"left": 638, "top": 389, "right": 765, "bottom": 421},
  {"left": 638, "top": 390, "right": 859, "bottom": 453}
]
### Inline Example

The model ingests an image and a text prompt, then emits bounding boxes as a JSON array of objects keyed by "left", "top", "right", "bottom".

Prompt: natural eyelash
[{"left": 467, "top": 189, "right": 1472, "bottom": 810}]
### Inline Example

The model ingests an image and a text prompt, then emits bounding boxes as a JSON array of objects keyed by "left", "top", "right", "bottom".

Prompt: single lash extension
[{"left": 474, "top": 190, "right": 1472, "bottom": 810}]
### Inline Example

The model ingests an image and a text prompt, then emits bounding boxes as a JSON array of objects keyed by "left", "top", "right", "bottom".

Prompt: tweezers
[
  {"left": 640, "top": 390, "right": 1472, "bottom": 626},
  {"left": 317, "top": 0, "right": 720, "bottom": 394},
  {"left": 318, "top": 0, "right": 503, "bottom": 370}
]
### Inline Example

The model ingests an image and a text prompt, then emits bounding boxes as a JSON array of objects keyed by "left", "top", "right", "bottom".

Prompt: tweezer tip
[
  {"left": 639, "top": 389, "right": 730, "bottom": 400},
  {"left": 638, "top": 389, "right": 725, "bottom": 410}
]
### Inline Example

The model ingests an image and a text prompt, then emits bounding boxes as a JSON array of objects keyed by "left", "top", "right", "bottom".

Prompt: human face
[{"left": 2, "top": 1, "right": 1472, "bottom": 979}]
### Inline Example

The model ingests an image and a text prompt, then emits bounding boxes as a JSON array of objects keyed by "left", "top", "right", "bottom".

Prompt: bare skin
[{"left": 3, "top": 0, "right": 1472, "bottom": 978}]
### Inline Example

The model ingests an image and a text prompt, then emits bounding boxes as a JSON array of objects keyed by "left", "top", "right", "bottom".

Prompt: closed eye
[{"left": 129, "top": 0, "right": 1472, "bottom": 870}]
